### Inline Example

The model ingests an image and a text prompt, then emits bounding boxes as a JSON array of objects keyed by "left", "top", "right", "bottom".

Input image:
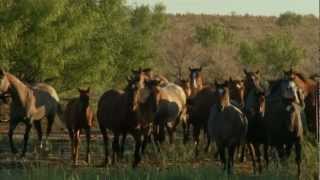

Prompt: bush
[{"left": 276, "top": 11, "right": 302, "bottom": 26}]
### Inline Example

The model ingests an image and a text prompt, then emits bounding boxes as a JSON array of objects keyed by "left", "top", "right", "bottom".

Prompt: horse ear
[
  {"left": 189, "top": 67, "right": 192, "bottom": 71},
  {"left": 243, "top": 69, "right": 248, "bottom": 75},
  {"left": 224, "top": 80, "right": 229, "bottom": 86},
  {"left": 86, "top": 87, "right": 90, "bottom": 93},
  {"left": 199, "top": 66, "right": 202, "bottom": 71},
  {"left": 214, "top": 80, "right": 218, "bottom": 87},
  {"left": 255, "top": 70, "right": 260, "bottom": 75},
  {"left": 0, "top": 68, "right": 5, "bottom": 76},
  {"left": 229, "top": 77, "right": 232, "bottom": 82},
  {"left": 78, "top": 88, "right": 81, "bottom": 93}
]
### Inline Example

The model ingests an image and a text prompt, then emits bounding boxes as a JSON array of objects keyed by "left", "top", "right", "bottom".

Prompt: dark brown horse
[
  {"left": 208, "top": 81, "right": 248, "bottom": 174},
  {"left": 0, "top": 70, "right": 61, "bottom": 157},
  {"left": 243, "top": 70, "right": 267, "bottom": 173},
  {"left": 63, "top": 88, "right": 94, "bottom": 165},
  {"left": 97, "top": 71, "right": 155, "bottom": 167},
  {"left": 284, "top": 69, "right": 317, "bottom": 133},
  {"left": 264, "top": 78, "right": 303, "bottom": 177}
]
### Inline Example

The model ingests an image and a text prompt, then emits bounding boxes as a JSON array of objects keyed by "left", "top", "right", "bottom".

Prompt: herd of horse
[{"left": 0, "top": 67, "right": 318, "bottom": 176}]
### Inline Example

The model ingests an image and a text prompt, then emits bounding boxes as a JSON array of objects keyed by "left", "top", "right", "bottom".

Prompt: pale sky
[{"left": 127, "top": 0, "right": 319, "bottom": 16}]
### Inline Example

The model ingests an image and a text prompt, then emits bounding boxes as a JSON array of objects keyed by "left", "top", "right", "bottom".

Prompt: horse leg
[
  {"left": 85, "top": 127, "right": 91, "bottom": 164},
  {"left": 100, "top": 127, "right": 110, "bottom": 165},
  {"left": 112, "top": 133, "right": 119, "bottom": 164},
  {"left": 193, "top": 125, "right": 201, "bottom": 157},
  {"left": 141, "top": 133, "right": 150, "bottom": 155},
  {"left": 295, "top": 140, "right": 302, "bottom": 177},
  {"left": 254, "top": 143, "right": 262, "bottom": 173},
  {"left": 285, "top": 142, "right": 293, "bottom": 159},
  {"left": 239, "top": 144, "right": 246, "bottom": 162},
  {"left": 67, "top": 128, "right": 74, "bottom": 162},
  {"left": 8, "top": 121, "right": 18, "bottom": 154},
  {"left": 120, "top": 132, "right": 127, "bottom": 158},
  {"left": 182, "top": 122, "right": 190, "bottom": 144},
  {"left": 73, "top": 129, "right": 80, "bottom": 165},
  {"left": 218, "top": 145, "right": 227, "bottom": 172},
  {"left": 227, "top": 145, "right": 236, "bottom": 175},
  {"left": 33, "top": 121, "right": 43, "bottom": 152},
  {"left": 248, "top": 143, "right": 257, "bottom": 174},
  {"left": 263, "top": 144, "right": 269, "bottom": 169},
  {"left": 132, "top": 130, "right": 142, "bottom": 168},
  {"left": 166, "top": 125, "right": 174, "bottom": 145},
  {"left": 204, "top": 125, "right": 211, "bottom": 153},
  {"left": 21, "top": 122, "right": 32, "bottom": 157},
  {"left": 44, "top": 114, "right": 55, "bottom": 151}
]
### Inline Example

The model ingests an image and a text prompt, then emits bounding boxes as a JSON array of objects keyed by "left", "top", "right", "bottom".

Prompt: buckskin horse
[
  {"left": 0, "top": 69, "right": 61, "bottom": 157},
  {"left": 63, "top": 88, "right": 94, "bottom": 165}
]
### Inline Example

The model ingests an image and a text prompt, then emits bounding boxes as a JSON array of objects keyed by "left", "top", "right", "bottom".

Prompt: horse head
[
  {"left": 78, "top": 87, "right": 90, "bottom": 110},
  {"left": 0, "top": 69, "right": 10, "bottom": 96},
  {"left": 228, "top": 77, "right": 245, "bottom": 107},
  {"left": 189, "top": 66, "right": 203, "bottom": 93},
  {"left": 215, "top": 80, "right": 230, "bottom": 110}
]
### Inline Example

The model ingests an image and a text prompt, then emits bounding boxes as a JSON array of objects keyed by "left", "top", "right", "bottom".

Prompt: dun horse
[
  {"left": 63, "top": 88, "right": 94, "bottom": 165},
  {"left": 0, "top": 70, "right": 61, "bottom": 156},
  {"left": 208, "top": 81, "right": 248, "bottom": 174}
]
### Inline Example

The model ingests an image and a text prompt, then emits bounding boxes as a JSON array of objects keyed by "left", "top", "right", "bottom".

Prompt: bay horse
[
  {"left": 63, "top": 88, "right": 94, "bottom": 165},
  {"left": 0, "top": 69, "right": 61, "bottom": 157},
  {"left": 284, "top": 69, "right": 317, "bottom": 133},
  {"left": 97, "top": 71, "right": 155, "bottom": 167},
  {"left": 264, "top": 77, "right": 303, "bottom": 177},
  {"left": 243, "top": 70, "right": 267, "bottom": 173},
  {"left": 208, "top": 81, "right": 248, "bottom": 174}
]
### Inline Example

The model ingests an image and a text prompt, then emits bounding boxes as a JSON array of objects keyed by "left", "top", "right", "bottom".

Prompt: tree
[
  {"left": 276, "top": 11, "right": 302, "bottom": 26},
  {"left": 0, "top": 0, "right": 166, "bottom": 92},
  {"left": 239, "top": 32, "right": 305, "bottom": 76}
]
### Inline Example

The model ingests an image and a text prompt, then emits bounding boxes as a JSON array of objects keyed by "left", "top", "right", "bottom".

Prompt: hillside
[{"left": 156, "top": 14, "right": 319, "bottom": 82}]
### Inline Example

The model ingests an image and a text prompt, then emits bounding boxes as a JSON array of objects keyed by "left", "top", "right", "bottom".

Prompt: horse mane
[{"left": 292, "top": 72, "right": 307, "bottom": 81}]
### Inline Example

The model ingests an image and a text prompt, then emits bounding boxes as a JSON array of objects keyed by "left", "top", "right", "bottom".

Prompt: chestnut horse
[
  {"left": 0, "top": 70, "right": 61, "bottom": 156},
  {"left": 63, "top": 88, "right": 94, "bottom": 165},
  {"left": 189, "top": 67, "right": 204, "bottom": 98},
  {"left": 284, "top": 69, "right": 317, "bottom": 133}
]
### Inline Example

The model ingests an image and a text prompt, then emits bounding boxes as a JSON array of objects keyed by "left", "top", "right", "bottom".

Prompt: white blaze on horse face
[
  {"left": 218, "top": 88, "right": 224, "bottom": 95},
  {"left": 192, "top": 72, "right": 197, "bottom": 88}
]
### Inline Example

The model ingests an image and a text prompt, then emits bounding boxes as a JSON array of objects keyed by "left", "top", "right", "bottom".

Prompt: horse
[
  {"left": 263, "top": 77, "right": 303, "bottom": 177},
  {"left": 144, "top": 79, "right": 187, "bottom": 145},
  {"left": 189, "top": 67, "right": 204, "bottom": 98},
  {"left": 208, "top": 81, "right": 248, "bottom": 174},
  {"left": 0, "top": 69, "right": 61, "bottom": 157},
  {"left": 242, "top": 70, "right": 267, "bottom": 173},
  {"left": 187, "top": 86, "right": 216, "bottom": 156},
  {"left": 284, "top": 69, "right": 317, "bottom": 133},
  {"left": 63, "top": 88, "right": 94, "bottom": 165},
  {"left": 97, "top": 71, "right": 155, "bottom": 167}
]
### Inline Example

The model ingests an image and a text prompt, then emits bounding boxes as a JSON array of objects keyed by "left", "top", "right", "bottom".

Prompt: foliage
[
  {"left": 0, "top": 0, "right": 166, "bottom": 92},
  {"left": 194, "top": 23, "right": 233, "bottom": 47},
  {"left": 276, "top": 11, "right": 302, "bottom": 26},
  {"left": 239, "top": 32, "right": 305, "bottom": 75}
]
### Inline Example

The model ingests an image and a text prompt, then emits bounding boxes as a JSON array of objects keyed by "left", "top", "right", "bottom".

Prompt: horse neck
[{"left": 6, "top": 73, "right": 31, "bottom": 108}]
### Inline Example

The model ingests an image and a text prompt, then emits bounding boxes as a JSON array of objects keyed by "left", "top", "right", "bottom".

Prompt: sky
[{"left": 127, "top": 0, "right": 319, "bottom": 16}]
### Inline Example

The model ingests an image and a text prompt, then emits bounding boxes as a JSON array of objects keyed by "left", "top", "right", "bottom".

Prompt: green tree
[
  {"left": 239, "top": 32, "right": 305, "bottom": 75},
  {"left": 276, "top": 11, "right": 302, "bottom": 26},
  {"left": 0, "top": 0, "right": 166, "bottom": 92},
  {"left": 194, "top": 23, "right": 233, "bottom": 47}
]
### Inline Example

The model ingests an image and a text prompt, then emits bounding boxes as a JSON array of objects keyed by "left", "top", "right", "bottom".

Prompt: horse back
[{"left": 97, "top": 89, "right": 130, "bottom": 131}]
